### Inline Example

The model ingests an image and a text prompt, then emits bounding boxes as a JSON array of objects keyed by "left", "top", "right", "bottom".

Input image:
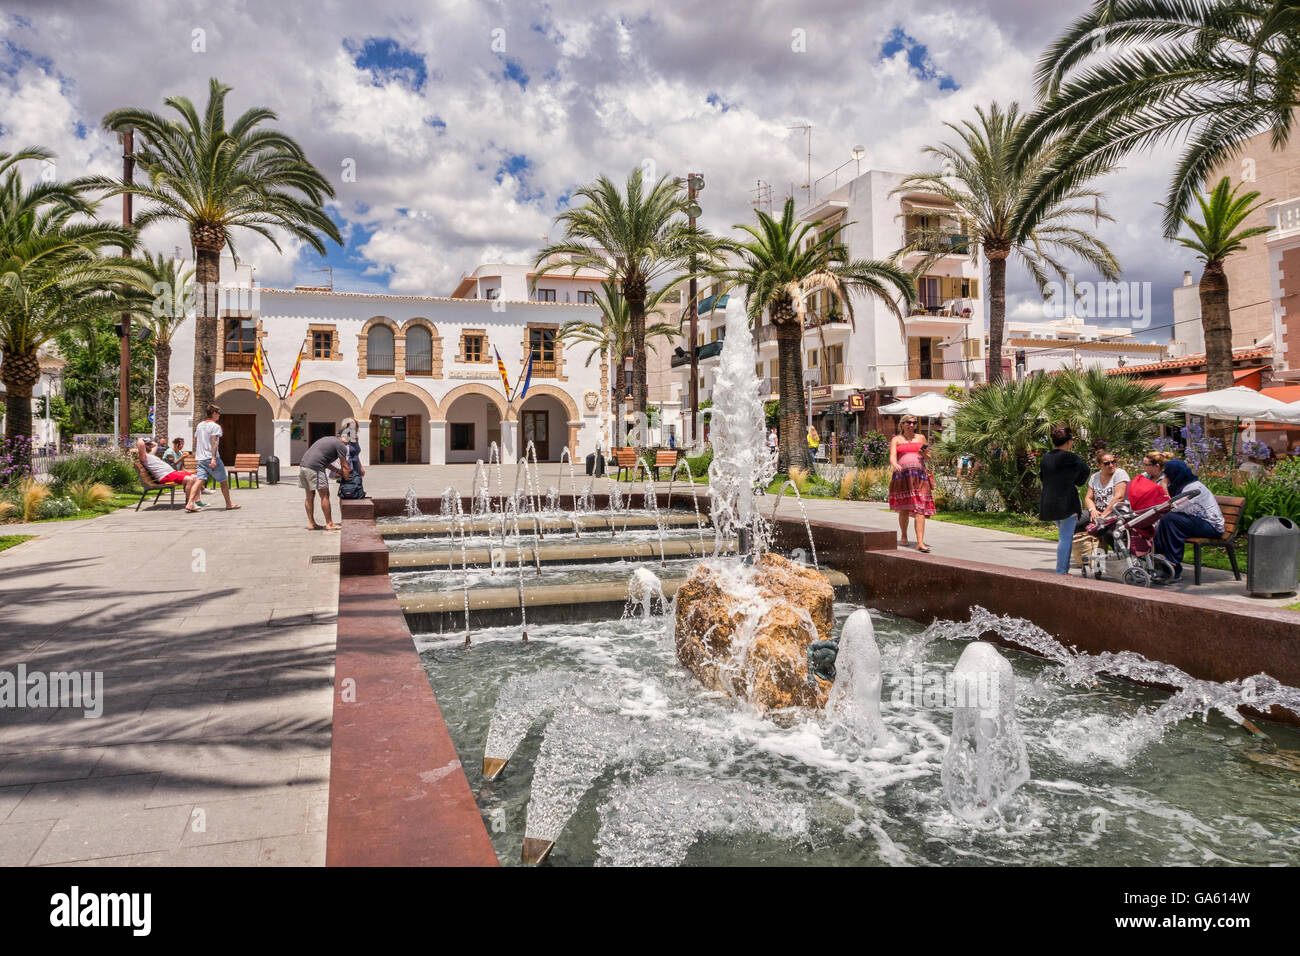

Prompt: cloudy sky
[{"left": 2, "top": 0, "right": 1197, "bottom": 338}]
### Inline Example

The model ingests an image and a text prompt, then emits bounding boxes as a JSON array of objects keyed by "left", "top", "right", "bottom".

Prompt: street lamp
[
  {"left": 851, "top": 145, "right": 867, "bottom": 176},
  {"left": 685, "top": 171, "right": 704, "bottom": 445}
]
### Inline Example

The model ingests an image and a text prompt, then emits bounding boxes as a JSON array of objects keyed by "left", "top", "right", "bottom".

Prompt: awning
[{"left": 902, "top": 200, "right": 960, "bottom": 215}]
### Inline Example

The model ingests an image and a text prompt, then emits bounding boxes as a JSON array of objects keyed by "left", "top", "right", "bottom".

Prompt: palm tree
[
  {"left": 534, "top": 169, "right": 728, "bottom": 445},
  {"left": 712, "top": 198, "right": 917, "bottom": 473},
  {"left": 558, "top": 279, "right": 679, "bottom": 446},
  {"left": 1173, "top": 177, "right": 1273, "bottom": 405},
  {"left": 1049, "top": 365, "right": 1177, "bottom": 454},
  {"left": 94, "top": 78, "right": 342, "bottom": 425},
  {"left": 895, "top": 102, "right": 1121, "bottom": 385},
  {"left": 1024, "top": 0, "right": 1300, "bottom": 237},
  {"left": 947, "top": 374, "right": 1056, "bottom": 512},
  {"left": 0, "top": 154, "right": 137, "bottom": 464},
  {"left": 123, "top": 253, "right": 195, "bottom": 445}
]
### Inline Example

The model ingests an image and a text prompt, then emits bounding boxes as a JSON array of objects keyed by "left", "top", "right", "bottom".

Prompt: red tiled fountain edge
[{"left": 328, "top": 498, "right": 498, "bottom": 866}]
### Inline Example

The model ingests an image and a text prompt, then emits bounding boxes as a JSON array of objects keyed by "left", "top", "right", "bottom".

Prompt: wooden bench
[
  {"left": 612, "top": 447, "right": 640, "bottom": 481},
  {"left": 1188, "top": 495, "right": 1245, "bottom": 585},
  {"left": 653, "top": 449, "right": 679, "bottom": 480},
  {"left": 229, "top": 453, "right": 261, "bottom": 488},
  {"left": 130, "top": 455, "right": 185, "bottom": 510}
]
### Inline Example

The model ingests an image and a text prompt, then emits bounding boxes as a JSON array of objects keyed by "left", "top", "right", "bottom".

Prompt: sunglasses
[{"left": 1100, "top": 459, "right": 1116, "bottom": 466}]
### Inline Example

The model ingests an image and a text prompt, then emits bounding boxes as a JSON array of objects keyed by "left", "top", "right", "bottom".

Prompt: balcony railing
[
  {"left": 224, "top": 350, "right": 255, "bottom": 371},
  {"left": 405, "top": 351, "right": 433, "bottom": 376},
  {"left": 904, "top": 230, "right": 972, "bottom": 255},
  {"left": 1268, "top": 198, "right": 1300, "bottom": 237},
  {"left": 367, "top": 350, "right": 395, "bottom": 375},
  {"left": 530, "top": 358, "right": 558, "bottom": 378}
]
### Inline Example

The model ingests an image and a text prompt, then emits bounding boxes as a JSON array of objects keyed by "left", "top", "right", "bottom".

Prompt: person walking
[
  {"left": 186, "top": 404, "right": 240, "bottom": 512},
  {"left": 299, "top": 425, "right": 352, "bottom": 530},
  {"left": 888, "top": 415, "right": 936, "bottom": 552},
  {"left": 1039, "top": 424, "right": 1089, "bottom": 574},
  {"left": 1153, "top": 459, "right": 1225, "bottom": 584}
]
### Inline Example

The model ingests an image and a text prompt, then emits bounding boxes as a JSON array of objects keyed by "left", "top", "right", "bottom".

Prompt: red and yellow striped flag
[
  {"left": 494, "top": 346, "right": 511, "bottom": 396},
  {"left": 250, "top": 341, "right": 266, "bottom": 392},
  {"left": 287, "top": 345, "right": 304, "bottom": 396}
]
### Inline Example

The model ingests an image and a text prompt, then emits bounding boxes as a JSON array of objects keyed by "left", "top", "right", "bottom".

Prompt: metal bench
[{"left": 1187, "top": 495, "right": 1245, "bottom": 585}]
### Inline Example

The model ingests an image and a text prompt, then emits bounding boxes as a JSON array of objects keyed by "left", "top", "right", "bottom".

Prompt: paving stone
[
  {"left": 9, "top": 772, "right": 161, "bottom": 822},
  {"left": 179, "top": 791, "right": 311, "bottom": 846},
  {"left": 257, "top": 832, "right": 326, "bottom": 866},
  {"left": 30, "top": 804, "right": 192, "bottom": 865},
  {"left": 0, "top": 820, "right": 55, "bottom": 865}
]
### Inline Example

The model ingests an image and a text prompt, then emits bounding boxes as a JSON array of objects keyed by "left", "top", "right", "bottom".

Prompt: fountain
[
  {"left": 940, "top": 642, "right": 1030, "bottom": 821},
  {"left": 825, "top": 609, "right": 889, "bottom": 747},
  {"left": 404, "top": 484, "right": 422, "bottom": 518}
]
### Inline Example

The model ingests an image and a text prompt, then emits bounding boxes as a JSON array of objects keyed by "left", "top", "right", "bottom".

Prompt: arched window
[
  {"left": 367, "top": 324, "right": 395, "bottom": 374},
  {"left": 405, "top": 325, "right": 432, "bottom": 376}
]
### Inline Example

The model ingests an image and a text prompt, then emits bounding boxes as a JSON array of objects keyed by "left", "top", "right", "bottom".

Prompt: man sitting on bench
[{"left": 137, "top": 437, "right": 201, "bottom": 501}]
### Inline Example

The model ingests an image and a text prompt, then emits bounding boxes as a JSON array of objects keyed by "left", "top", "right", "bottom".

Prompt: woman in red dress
[{"left": 889, "top": 416, "right": 936, "bottom": 552}]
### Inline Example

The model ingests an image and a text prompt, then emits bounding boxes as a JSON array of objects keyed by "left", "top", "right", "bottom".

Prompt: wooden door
[
  {"left": 406, "top": 414, "right": 422, "bottom": 464},
  {"left": 369, "top": 415, "right": 380, "bottom": 463},
  {"left": 219, "top": 414, "right": 256, "bottom": 464},
  {"left": 522, "top": 410, "right": 548, "bottom": 460}
]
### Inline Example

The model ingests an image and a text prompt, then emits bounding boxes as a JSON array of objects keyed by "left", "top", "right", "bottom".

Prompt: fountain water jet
[
  {"left": 825, "top": 609, "right": 889, "bottom": 747},
  {"left": 940, "top": 641, "right": 1030, "bottom": 821}
]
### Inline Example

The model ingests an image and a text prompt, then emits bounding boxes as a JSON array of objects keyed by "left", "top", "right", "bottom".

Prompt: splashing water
[
  {"left": 826, "top": 609, "right": 889, "bottom": 747},
  {"left": 482, "top": 669, "right": 609, "bottom": 770},
  {"left": 595, "top": 775, "right": 810, "bottom": 867},
  {"left": 940, "top": 642, "right": 1031, "bottom": 821},
  {"left": 707, "top": 293, "right": 775, "bottom": 557},
  {"left": 627, "top": 568, "right": 667, "bottom": 621},
  {"left": 770, "top": 479, "right": 819, "bottom": 570},
  {"left": 908, "top": 606, "right": 1300, "bottom": 764},
  {"left": 404, "top": 484, "right": 422, "bottom": 519}
]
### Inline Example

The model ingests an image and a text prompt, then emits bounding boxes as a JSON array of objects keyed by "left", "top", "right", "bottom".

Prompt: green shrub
[
  {"left": 38, "top": 495, "right": 80, "bottom": 519},
  {"left": 48, "top": 451, "right": 138, "bottom": 491},
  {"left": 686, "top": 447, "right": 713, "bottom": 478}
]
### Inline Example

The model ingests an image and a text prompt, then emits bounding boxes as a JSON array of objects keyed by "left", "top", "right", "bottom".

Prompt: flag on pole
[
  {"left": 514, "top": 351, "right": 534, "bottom": 403},
  {"left": 287, "top": 345, "right": 304, "bottom": 396},
  {"left": 250, "top": 341, "right": 265, "bottom": 392},
  {"left": 494, "top": 347, "right": 511, "bottom": 396}
]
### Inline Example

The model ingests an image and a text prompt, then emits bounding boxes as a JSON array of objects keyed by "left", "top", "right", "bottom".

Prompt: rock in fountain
[
  {"left": 674, "top": 553, "right": 833, "bottom": 711},
  {"left": 826, "top": 609, "right": 890, "bottom": 747},
  {"left": 940, "top": 642, "right": 1030, "bottom": 821}
]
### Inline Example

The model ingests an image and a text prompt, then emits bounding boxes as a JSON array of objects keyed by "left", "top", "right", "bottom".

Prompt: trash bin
[
  {"left": 1247, "top": 516, "right": 1299, "bottom": 596},
  {"left": 585, "top": 452, "right": 596, "bottom": 476},
  {"left": 593, "top": 452, "right": 605, "bottom": 477},
  {"left": 265, "top": 455, "right": 280, "bottom": 485}
]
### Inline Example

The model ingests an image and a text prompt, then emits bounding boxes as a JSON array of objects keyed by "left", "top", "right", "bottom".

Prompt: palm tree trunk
[
  {"left": 1, "top": 347, "right": 40, "bottom": 470},
  {"left": 1200, "top": 260, "right": 1235, "bottom": 449},
  {"left": 986, "top": 246, "right": 1009, "bottom": 384},
  {"left": 153, "top": 339, "right": 171, "bottom": 445},
  {"left": 192, "top": 243, "right": 222, "bottom": 431},
  {"left": 776, "top": 320, "right": 811, "bottom": 474},
  {"left": 628, "top": 298, "right": 648, "bottom": 449}
]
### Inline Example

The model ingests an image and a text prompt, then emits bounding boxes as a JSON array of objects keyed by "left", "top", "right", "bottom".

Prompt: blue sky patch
[
  {"left": 503, "top": 57, "right": 529, "bottom": 89},
  {"left": 879, "top": 28, "right": 958, "bottom": 91},
  {"left": 348, "top": 36, "right": 427, "bottom": 91}
]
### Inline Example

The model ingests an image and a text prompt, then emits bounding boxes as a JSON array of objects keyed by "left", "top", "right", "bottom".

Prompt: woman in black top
[{"left": 1039, "top": 424, "right": 1089, "bottom": 574}]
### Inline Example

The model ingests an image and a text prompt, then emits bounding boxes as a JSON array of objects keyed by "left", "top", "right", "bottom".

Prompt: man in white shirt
[{"left": 186, "top": 403, "right": 241, "bottom": 512}]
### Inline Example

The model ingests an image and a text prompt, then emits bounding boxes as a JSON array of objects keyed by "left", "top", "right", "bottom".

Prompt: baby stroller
[{"left": 1081, "top": 487, "right": 1195, "bottom": 587}]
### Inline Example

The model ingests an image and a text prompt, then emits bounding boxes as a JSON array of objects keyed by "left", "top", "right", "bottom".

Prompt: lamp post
[
  {"left": 685, "top": 172, "right": 704, "bottom": 445},
  {"left": 117, "top": 129, "right": 134, "bottom": 445}
]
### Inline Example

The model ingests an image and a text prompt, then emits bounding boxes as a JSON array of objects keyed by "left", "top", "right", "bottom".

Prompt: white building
[
  {"left": 1170, "top": 270, "right": 1206, "bottom": 358},
  {"left": 997, "top": 315, "right": 1166, "bottom": 376},
  {"left": 673, "top": 167, "right": 986, "bottom": 434},
  {"left": 165, "top": 261, "right": 608, "bottom": 467}
]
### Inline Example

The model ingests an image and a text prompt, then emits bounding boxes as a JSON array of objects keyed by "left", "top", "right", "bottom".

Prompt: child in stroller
[{"left": 1081, "top": 474, "right": 1194, "bottom": 587}]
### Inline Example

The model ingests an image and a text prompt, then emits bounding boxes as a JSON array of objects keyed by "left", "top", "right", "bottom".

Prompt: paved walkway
[
  {"left": 365, "top": 464, "right": 1292, "bottom": 609},
  {"left": 0, "top": 476, "right": 337, "bottom": 866}
]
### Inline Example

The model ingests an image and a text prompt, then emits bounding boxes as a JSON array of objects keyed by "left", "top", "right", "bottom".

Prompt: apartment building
[
  {"left": 671, "top": 166, "right": 986, "bottom": 439},
  {"left": 997, "top": 315, "right": 1166, "bottom": 376}
]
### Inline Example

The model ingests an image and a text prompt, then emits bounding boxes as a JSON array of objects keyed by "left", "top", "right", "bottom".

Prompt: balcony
[
  {"left": 670, "top": 340, "right": 724, "bottom": 368},
  {"left": 405, "top": 351, "right": 433, "bottom": 376},
  {"left": 224, "top": 350, "right": 255, "bottom": 371},
  {"left": 1267, "top": 198, "right": 1300, "bottom": 241},
  {"left": 904, "top": 230, "right": 972, "bottom": 256},
  {"left": 531, "top": 358, "right": 558, "bottom": 378},
  {"left": 367, "top": 350, "right": 395, "bottom": 375},
  {"left": 695, "top": 292, "right": 729, "bottom": 315}
]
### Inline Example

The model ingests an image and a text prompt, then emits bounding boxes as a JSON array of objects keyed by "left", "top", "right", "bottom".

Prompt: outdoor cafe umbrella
[
  {"left": 877, "top": 393, "right": 959, "bottom": 419},
  {"left": 1172, "top": 386, "right": 1289, "bottom": 468}
]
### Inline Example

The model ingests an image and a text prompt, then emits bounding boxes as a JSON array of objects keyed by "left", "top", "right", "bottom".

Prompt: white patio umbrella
[
  {"left": 877, "top": 392, "right": 959, "bottom": 418},
  {"left": 1173, "top": 386, "right": 1289, "bottom": 468},
  {"left": 1256, "top": 400, "right": 1300, "bottom": 425}
]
